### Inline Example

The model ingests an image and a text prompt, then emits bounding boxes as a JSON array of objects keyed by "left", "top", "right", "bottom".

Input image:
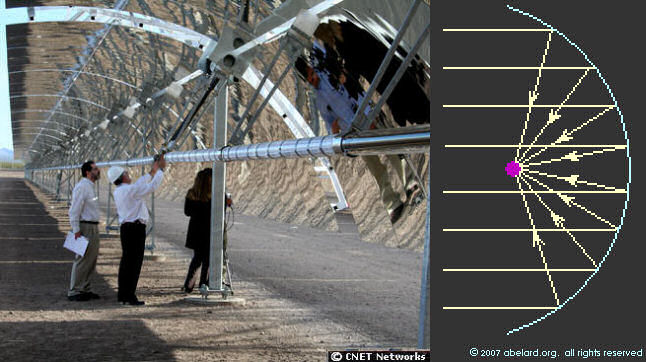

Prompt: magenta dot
[{"left": 505, "top": 161, "right": 521, "bottom": 177}]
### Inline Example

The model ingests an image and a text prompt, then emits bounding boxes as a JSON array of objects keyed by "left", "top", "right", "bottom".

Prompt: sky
[{"left": 0, "top": 0, "right": 14, "bottom": 152}]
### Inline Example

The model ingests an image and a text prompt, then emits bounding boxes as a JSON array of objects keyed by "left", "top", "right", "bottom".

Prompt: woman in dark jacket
[{"left": 183, "top": 168, "right": 213, "bottom": 293}]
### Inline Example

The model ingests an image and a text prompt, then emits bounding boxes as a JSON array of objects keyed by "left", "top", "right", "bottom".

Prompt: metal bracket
[
  {"left": 198, "top": 25, "right": 257, "bottom": 77},
  {"left": 253, "top": 0, "right": 321, "bottom": 36},
  {"left": 198, "top": 283, "right": 234, "bottom": 300}
]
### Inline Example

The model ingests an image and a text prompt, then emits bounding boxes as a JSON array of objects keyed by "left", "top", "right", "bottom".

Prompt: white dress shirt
[
  {"left": 113, "top": 170, "right": 164, "bottom": 225},
  {"left": 68, "top": 177, "right": 100, "bottom": 233}
]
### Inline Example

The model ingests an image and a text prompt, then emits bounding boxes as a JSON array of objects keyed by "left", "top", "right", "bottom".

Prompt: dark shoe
[
  {"left": 122, "top": 298, "right": 145, "bottom": 306},
  {"left": 83, "top": 292, "right": 100, "bottom": 300},
  {"left": 389, "top": 203, "right": 405, "bottom": 224},
  {"left": 117, "top": 294, "right": 134, "bottom": 303},
  {"left": 182, "top": 286, "right": 193, "bottom": 294},
  {"left": 68, "top": 293, "right": 91, "bottom": 302}
]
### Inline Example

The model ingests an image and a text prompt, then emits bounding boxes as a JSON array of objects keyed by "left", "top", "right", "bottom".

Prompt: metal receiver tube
[{"left": 29, "top": 129, "right": 429, "bottom": 170}]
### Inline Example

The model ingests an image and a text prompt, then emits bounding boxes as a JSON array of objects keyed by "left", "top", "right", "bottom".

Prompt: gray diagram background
[{"left": 430, "top": 1, "right": 644, "bottom": 360}]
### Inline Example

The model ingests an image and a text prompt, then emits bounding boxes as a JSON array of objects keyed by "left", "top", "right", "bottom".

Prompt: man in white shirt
[
  {"left": 107, "top": 156, "right": 166, "bottom": 306},
  {"left": 68, "top": 160, "right": 102, "bottom": 301}
]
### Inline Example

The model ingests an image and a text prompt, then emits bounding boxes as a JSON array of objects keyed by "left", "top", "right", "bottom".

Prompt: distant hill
[{"left": 0, "top": 148, "right": 14, "bottom": 161}]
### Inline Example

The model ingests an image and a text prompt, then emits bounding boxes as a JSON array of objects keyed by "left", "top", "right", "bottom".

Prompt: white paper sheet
[{"left": 63, "top": 232, "right": 89, "bottom": 257}]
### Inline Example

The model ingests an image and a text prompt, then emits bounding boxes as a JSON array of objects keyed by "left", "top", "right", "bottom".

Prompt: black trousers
[
  {"left": 118, "top": 222, "right": 146, "bottom": 301},
  {"left": 184, "top": 231, "right": 228, "bottom": 290},
  {"left": 184, "top": 246, "right": 209, "bottom": 290}
]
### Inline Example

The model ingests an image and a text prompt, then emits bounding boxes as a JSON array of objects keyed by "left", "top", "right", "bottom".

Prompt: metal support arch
[
  {"left": 8, "top": 69, "right": 141, "bottom": 90},
  {"left": 7, "top": 5, "right": 351, "bottom": 212}
]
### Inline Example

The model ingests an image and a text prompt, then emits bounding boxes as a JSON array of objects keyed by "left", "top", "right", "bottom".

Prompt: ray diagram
[{"left": 441, "top": 4, "right": 631, "bottom": 335}]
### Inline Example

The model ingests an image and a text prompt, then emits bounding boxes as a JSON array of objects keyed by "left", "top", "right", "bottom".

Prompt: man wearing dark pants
[
  {"left": 107, "top": 156, "right": 166, "bottom": 306},
  {"left": 68, "top": 160, "right": 102, "bottom": 301},
  {"left": 118, "top": 221, "right": 146, "bottom": 305}
]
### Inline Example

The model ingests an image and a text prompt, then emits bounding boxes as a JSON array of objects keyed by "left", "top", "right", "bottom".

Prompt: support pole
[
  {"left": 209, "top": 81, "right": 228, "bottom": 293},
  {"left": 418, "top": 154, "right": 430, "bottom": 349},
  {"left": 150, "top": 191, "right": 155, "bottom": 249},
  {"left": 55, "top": 170, "right": 62, "bottom": 200},
  {"left": 67, "top": 168, "right": 72, "bottom": 206},
  {"left": 96, "top": 174, "right": 100, "bottom": 214},
  {"left": 142, "top": 113, "right": 156, "bottom": 252},
  {"left": 106, "top": 182, "right": 112, "bottom": 233}
]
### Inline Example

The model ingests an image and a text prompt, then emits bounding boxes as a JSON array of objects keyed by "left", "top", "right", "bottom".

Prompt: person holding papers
[
  {"left": 107, "top": 155, "right": 166, "bottom": 306},
  {"left": 67, "top": 160, "right": 102, "bottom": 302}
]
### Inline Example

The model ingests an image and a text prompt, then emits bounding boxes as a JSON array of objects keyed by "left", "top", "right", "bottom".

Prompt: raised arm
[
  {"left": 131, "top": 155, "right": 166, "bottom": 199},
  {"left": 131, "top": 170, "right": 164, "bottom": 199}
]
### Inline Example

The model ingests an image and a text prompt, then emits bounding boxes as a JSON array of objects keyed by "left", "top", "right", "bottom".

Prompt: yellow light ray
[
  {"left": 524, "top": 148, "right": 620, "bottom": 167},
  {"left": 443, "top": 66, "right": 595, "bottom": 70},
  {"left": 445, "top": 144, "right": 626, "bottom": 148},
  {"left": 522, "top": 173, "right": 618, "bottom": 229},
  {"left": 443, "top": 307, "right": 558, "bottom": 310},
  {"left": 520, "top": 174, "right": 597, "bottom": 268},
  {"left": 443, "top": 229, "right": 615, "bottom": 232},
  {"left": 516, "top": 177, "right": 560, "bottom": 305},
  {"left": 443, "top": 190, "right": 626, "bottom": 194},
  {"left": 442, "top": 29, "right": 552, "bottom": 32},
  {"left": 522, "top": 107, "right": 615, "bottom": 163},
  {"left": 525, "top": 170, "right": 624, "bottom": 192},
  {"left": 444, "top": 269, "right": 595, "bottom": 272},
  {"left": 443, "top": 104, "right": 615, "bottom": 108},
  {"left": 519, "top": 70, "right": 590, "bottom": 160}
]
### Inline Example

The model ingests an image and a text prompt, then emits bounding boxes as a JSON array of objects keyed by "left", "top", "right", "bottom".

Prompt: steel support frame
[
  {"left": 54, "top": 170, "right": 63, "bottom": 199},
  {"left": 1, "top": 6, "right": 215, "bottom": 50},
  {"left": 11, "top": 109, "right": 95, "bottom": 125},
  {"left": 242, "top": 67, "right": 350, "bottom": 210},
  {"left": 230, "top": 50, "right": 299, "bottom": 147},
  {"left": 141, "top": 111, "right": 157, "bottom": 252},
  {"left": 106, "top": 182, "right": 118, "bottom": 233},
  {"left": 8, "top": 69, "right": 140, "bottom": 90},
  {"left": 228, "top": 36, "right": 291, "bottom": 145},
  {"left": 108, "top": 116, "right": 149, "bottom": 161},
  {"left": 208, "top": 82, "right": 228, "bottom": 294},
  {"left": 11, "top": 93, "right": 117, "bottom": 162},
  {"left": 365, "top": 23, "right": 430, "bottom": 130},
  {"left": 165, "top": 76, "right": 225, "bottom": 153},
  {"left": 418, "top": 150, "right": 430, "bottom": 349},
  {"left": 9, "top": 5, "right": 351, "bottom": 213},
  {"left": 107, "top": 121, "right": 134, "bottom": 161},
  {"left": 349, "top": 0, "right": 422, "bottom": 131}
]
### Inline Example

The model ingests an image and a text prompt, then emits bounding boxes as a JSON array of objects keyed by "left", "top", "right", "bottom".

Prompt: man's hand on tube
[{"left": 157, "top": 155, "right": 167, "bottom": 170}]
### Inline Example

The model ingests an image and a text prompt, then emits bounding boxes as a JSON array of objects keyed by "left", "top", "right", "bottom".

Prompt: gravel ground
[{"left": 0, "top": 171, "right": 427, "bottom": 360}]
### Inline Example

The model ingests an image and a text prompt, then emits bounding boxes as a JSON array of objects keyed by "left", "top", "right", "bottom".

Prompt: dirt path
[
  {"left": 152, "top": 197, "right": 424, "bottom": 347},
  {"left": 0, "top": 173, "right": 379, "bottom": 361},
  {"left": 1, "top": 172, "right": 426, "bottom": 361}
]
